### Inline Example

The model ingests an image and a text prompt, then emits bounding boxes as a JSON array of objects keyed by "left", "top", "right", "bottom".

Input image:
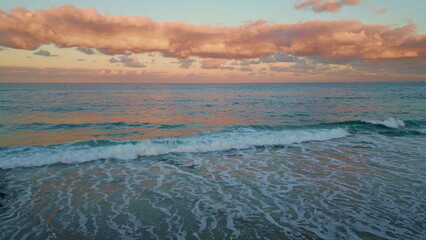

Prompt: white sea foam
[
  {"left": 0, "top": 128, "right": 349, "bottom": 169},
  {"left": 362, "top": 117, "right": 405, "bottom": 129}
]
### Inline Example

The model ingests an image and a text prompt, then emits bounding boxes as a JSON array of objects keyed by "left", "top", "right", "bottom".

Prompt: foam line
[{"left": 0, "top": 128, "right": 349, "bottom": 169}]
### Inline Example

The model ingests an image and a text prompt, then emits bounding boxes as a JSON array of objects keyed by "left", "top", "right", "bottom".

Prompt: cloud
[
  {"left": 239, "top": 66, "right": 254, "bottom": 72},
  {"left": 219, "top": 66, "right": 235, "bottom": 71},
  {"left": 260, "top": 52, "right": 297, "bottom": 63},
  {"left": 123, "top": 57, "right": 146, "bottom": 68},
  {"left": 109, "top": 57, "right": 119, "bottom": 63},
  {"left": 76, "top": 46, "right": 95, "bottom": 55},
  {"left": 1, "top": 66, "right": 424, "bottom": 83},
  {"left": 201, "top": 59, "right": 227, "bottom": 69},
  {"left": 33, "top": 49, "right": 57, "bottom": 57},
  {"left": 295, "top": 0, "right": 361, "bottom": 13},
  {"left": 347, "top": 57, "right": 426, "bottom": 75},
  {"left": 109, "top": 54, "right": 146, "bottom": 68},
  {"left": 174, "top": 58, "right": 196, "bottom": 69},
  {"left": 0, "top": 66, "right": 160, "bottom": 83},
  {"left": 295, "top": 0, "right": 388, "bottom": 15},
  {"left": 269, "top": 64, "right": 290, "bottom": 73},
  {"left": 308, "top": 55, "right": 426, "bottom": 75},
  {"left": 0, "top": 5, "right": 425, "bottom": 60},
  {"left": 268, "top": 59, "right": 333, "bottom": 75},
  {"left": 228, "top": 52, "right": 298, "bottom": 67},
  {"left": 374, "top": 8, "right": 388, "bottom": 14}
]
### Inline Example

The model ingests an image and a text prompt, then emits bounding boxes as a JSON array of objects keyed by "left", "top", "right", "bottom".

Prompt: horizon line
[{"left": 1, "top": 81, "right": 425, "bottom": 84}]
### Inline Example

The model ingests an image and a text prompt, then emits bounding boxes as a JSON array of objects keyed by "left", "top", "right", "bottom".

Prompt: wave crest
[
  {"left": 362, "top": 118, "right": 405, "bottom": 129},
  {"left": 0, "top": 128, "right": 348, "bottom": 169}
]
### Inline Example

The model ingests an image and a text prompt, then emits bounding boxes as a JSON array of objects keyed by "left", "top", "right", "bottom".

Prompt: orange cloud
[
  {"left": 295, "top": 0, "right": 361, "bottom": 13},
  {"left": 0, "top": 5, "right": 425, "bottom": 60}
]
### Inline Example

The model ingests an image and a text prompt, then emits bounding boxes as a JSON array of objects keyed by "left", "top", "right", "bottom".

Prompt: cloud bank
[
  {"left": 0, "top": 5, "right": 425, "bottom": 60},
  {"left": 1, "top": 65, "right": 424, "bottom": 83}
]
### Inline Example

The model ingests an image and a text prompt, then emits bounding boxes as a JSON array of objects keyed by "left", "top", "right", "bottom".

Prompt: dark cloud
[
  {"left": 269, "top": 65, "right": 290, "bottom": 73},
  {"left": 76, "top": 46, "right": 95, "bottom": 55},
  {"left": 109, "top": 55, "right": 145, "bottom": 68},
  {"left": 260, "top": 53, "right": 296, "bottom": 63},
  {"left": 173, "top": 59, "right": 196, "bottom": 69},
  {"left": 269, "top": 59, "right": 332, "bottom": 74},
  {"left": 349, "top": 58, "right": 426, "bottom": 75},
  {"left": 230, "top": 53, "right": 300, "bottom": 67},
  {"left": 109, "top": 57, "right": 119, "bottom": 63},
  {"left": 219, "top": 66, "right": 235, "bottom": 71},
  {"left": 33, "top": 49, "right": 57, "bottom": 57},
  {"left": 309, "top": 56, "right": 426, "bottom": 75},
  {"left": 291, "top": 62, "right": 317, "bottom": 70},
  {"left": 123, "top": 60, "right": 146, "bottom": 68}
]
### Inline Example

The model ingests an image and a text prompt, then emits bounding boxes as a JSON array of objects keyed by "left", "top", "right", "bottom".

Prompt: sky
[{"left": 0, "top": 0, "right": 425, "bottom": 83}]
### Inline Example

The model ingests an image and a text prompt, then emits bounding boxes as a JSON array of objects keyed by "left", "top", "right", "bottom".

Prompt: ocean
[{"left": 0, "top": 83, "right": 425, "bottom": 239}]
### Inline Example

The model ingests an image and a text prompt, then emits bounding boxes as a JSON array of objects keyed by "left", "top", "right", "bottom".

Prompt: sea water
[{"left": 0, "top": 83, "right": 425, "bottom": 239}]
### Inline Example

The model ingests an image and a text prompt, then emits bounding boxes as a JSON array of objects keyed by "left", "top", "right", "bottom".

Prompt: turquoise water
[{"left": 0, "top": 83, "right": 425, "bottom": 239}]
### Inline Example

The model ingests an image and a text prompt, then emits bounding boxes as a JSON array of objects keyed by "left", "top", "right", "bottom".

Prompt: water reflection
[{"left": 1, "top": 83, "right": 424, "bottom": 146}]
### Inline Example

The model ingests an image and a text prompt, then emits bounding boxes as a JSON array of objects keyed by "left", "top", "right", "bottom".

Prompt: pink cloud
[
  {"left": 0, "top": 5, "right": 425, "bottom": 60},
  {"left": 295, "top": 0, "right": 361, "bottom": 13},
  {"left": 296, "top": 0, "right": 389, "bottom": 15},
  {"left": 375, "top": 8, "right": 388, "bottom": 14},
  {"left": 201, "top": 59, "right": 227, "bottom": 69}
]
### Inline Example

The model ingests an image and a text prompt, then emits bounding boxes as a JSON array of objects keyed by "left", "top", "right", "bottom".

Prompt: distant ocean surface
[{"left": 0, "top": 83, "right": 425, "bottom": 239}]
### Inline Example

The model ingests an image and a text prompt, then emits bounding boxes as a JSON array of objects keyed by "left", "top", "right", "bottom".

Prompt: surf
[{"left": 0, "top": 127, "right": 348, "bottom": 169}]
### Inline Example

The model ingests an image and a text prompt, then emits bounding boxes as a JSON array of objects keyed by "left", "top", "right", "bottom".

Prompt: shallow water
[{"left": 0, "top": 83, "right": 425, "bottom": 239}]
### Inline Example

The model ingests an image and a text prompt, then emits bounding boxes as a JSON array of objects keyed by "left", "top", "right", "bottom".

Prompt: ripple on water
[{"left": 0, "top": 132, "right": 425, "bottom": 239}]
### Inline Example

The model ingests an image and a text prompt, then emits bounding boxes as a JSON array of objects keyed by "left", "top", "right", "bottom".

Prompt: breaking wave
[
  {"left": 362, "top": 117, "right": 405, "bottom": 128},
  {"left": 0, "top": 128, "right": 348, "bottom": 169}
]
